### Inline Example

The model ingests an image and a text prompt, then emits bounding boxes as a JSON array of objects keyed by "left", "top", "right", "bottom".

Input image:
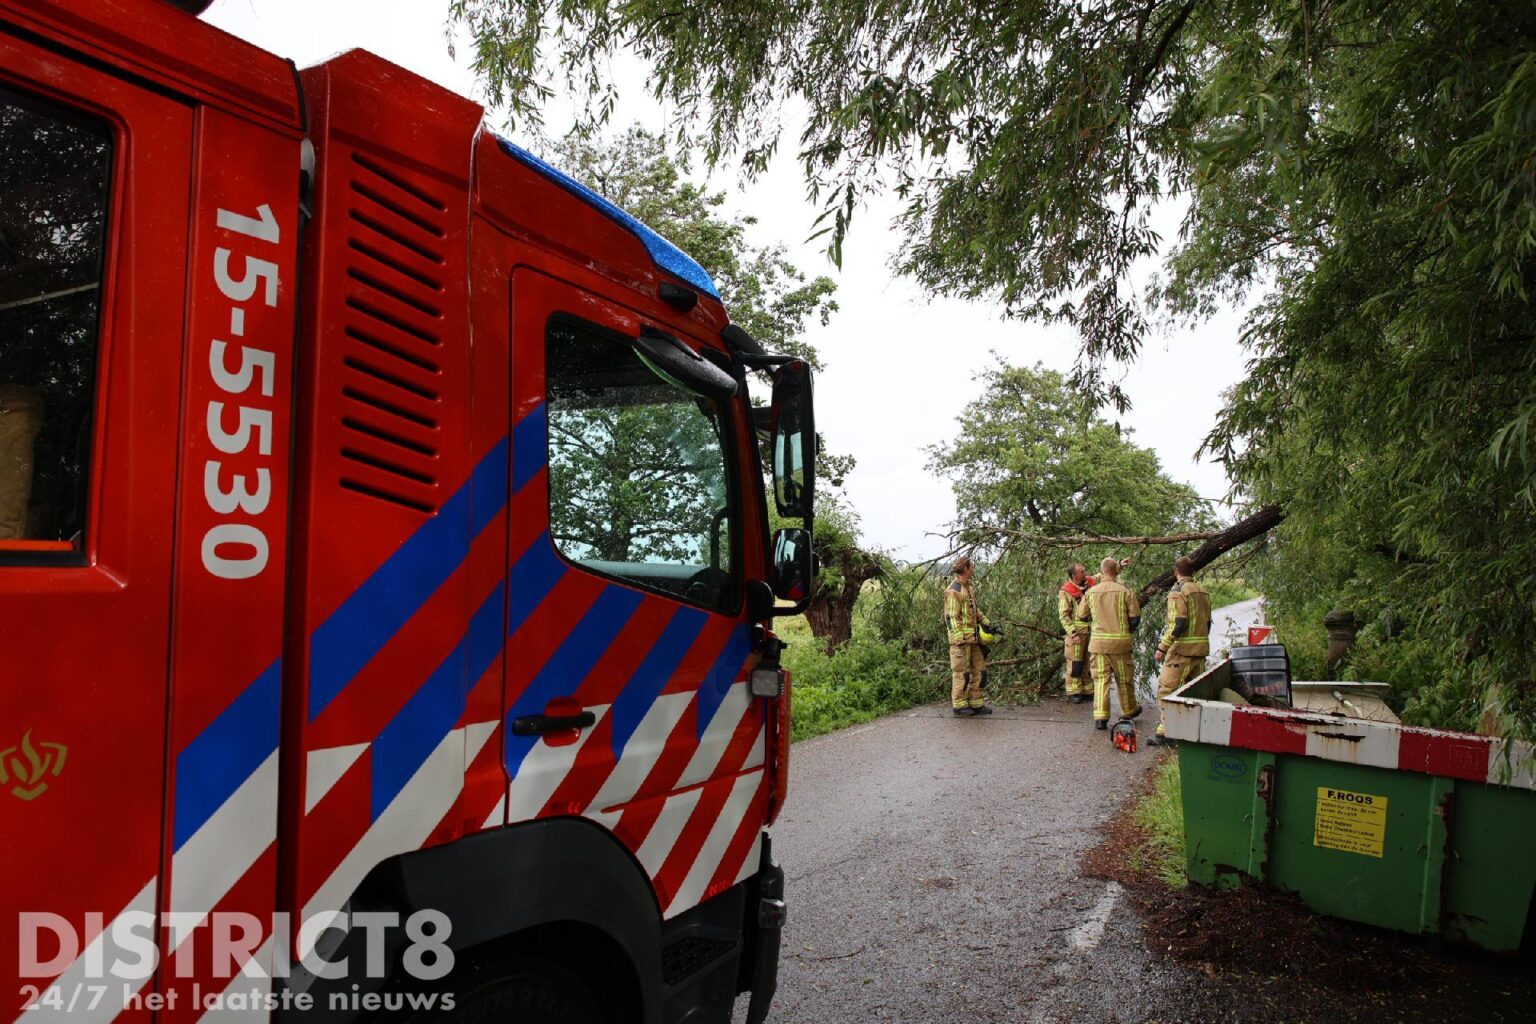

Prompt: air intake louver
[{"left": 338, "top": 151, "right": 448, "bottom": 514}]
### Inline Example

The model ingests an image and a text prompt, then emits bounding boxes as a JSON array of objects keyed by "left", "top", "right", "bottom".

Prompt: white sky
[{"left": 204, "top": 0, "right": 1253, "bottom": 561}]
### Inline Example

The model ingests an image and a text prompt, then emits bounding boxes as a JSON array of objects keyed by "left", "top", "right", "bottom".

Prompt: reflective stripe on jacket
[
  {"left": 1076, "top": 579, "right": 1140, "bottom": 655},
  {"left": 1160, "top": 579, "right": 1212, "bottom": 656},
  {"left": 1058, "top": 576, "right": 1097, "bottom": 635},
  {"left": 945, "top": 579, "right": 986, "bottom": 645}
]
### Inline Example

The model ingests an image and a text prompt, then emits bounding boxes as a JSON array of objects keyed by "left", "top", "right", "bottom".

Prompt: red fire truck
[{"left": 0, "top": 1, "right": 816, "bottom": 1020}]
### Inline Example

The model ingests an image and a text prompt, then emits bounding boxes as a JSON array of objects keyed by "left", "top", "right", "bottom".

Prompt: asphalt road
[
  {"left": 740, "top": 694, "right": 1536, "bottom": 1024},
  {"left": 732, "top": 597, "right": 1536, "bottom": 1024},
  {"left": 741, "top": 697, "right": 1194, "bottom": 1024}
]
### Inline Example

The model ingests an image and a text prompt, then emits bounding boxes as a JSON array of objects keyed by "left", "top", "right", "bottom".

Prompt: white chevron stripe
[
  {"left": 13, "top": 878, "right": 157, "bottom": 1023},
  {"left": 170, "top": 752, "right": 280, "bottom": 941},
  {"left": 506, "top": 705, "right": 610, "bottom": 822},
  {"left": 305, "top": 743, "right": 369, "bottom": 814},
  {"left": 195, "top": 936, "right": 276, "bottom": 1021},
  {"left": 676, "top": 683, "right": 760, "bottom": 790},
  {"left": 732, "top": 832, "right": 766, "bottom": 886},
  {"left": 298, "top": 722, "right": 497, "bottom": 963},
  {"left": 633, "top": 787, "right": 704, "bottom": 876},
  {"left": 482, "top": 791, "right": 508, "bottom": 830},
  {"left": 587, "top": 692, "right": 693, "bottom": 825},
  {"left": 665, "top": 768, "right": 763, "bottom": 918}
]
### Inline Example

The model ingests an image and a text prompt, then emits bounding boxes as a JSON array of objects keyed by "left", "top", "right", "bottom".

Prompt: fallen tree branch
[
  {"left": 981, "top": 525, "right": 1234, "bottom": 547},
  {"left": 1137, "top": 504, "right": 1284, "bottom": 604},
  {"left": 981, "top": 650, "right": 1059, "bottom": 669},
  {"left": 1001, "top": 619, "right": 1065, "bottom": 640}
]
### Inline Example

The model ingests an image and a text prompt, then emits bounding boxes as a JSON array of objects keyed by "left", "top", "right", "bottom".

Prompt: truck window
[
  {"left": 0, "top": 85, "right": 112, "bottom": 555},
  {"left": 546, "top": 315, "right": 739, "bottom": 612}
]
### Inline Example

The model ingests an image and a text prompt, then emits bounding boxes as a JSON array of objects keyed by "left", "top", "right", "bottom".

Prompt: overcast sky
[{"left": 204, "top": 0, "right": 1253, "bottom": 562}]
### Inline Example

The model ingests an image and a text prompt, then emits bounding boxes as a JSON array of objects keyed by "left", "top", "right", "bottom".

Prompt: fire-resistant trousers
[
  {"left": 1092, "top": 651, "right": 1140, "bottom": 721},
  {"left": 1156, "top": 654, "right": 1206, "bottom": 735},
  {"left": 950, "top": 643, "right": 986, "bottom": 709},
  {"left": 1064, "top": 632, "right": 1092, "bottom": 696}
]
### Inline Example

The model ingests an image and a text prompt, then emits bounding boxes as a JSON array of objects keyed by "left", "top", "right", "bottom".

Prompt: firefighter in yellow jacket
[
  {"left": 1074, "top": 557, "right": 1143, "bottom": 729},
  {"left": 1151, "top": 556, "right": 1212, "bottom": 746},
  {"left": 945, "top": 555, "right": 993, "bottom": 716},
  {"left": 1058, "top": 563, "right": 1095, "bottom": 703}
]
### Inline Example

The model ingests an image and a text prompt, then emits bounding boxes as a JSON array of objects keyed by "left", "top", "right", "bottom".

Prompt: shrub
[{"left": 784, "top": 636, "right": 941, "bottom": 740}]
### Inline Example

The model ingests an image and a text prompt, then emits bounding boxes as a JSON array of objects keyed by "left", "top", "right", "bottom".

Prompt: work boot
[
  {"left": 1127, "top": 705, "right": 1144, "bottom": 719},
  {"left": 1094, "top": 719, "right": 1108, "bottom": 731},
  {"left": 971, "top": 705, "right": 994, "bottom": 716},
  {"left": 1070, "top": 694, "right": 1091, "bottom": 704},
  {"left": 1147, "top": 734, "right": 1176, "bottom": 748},
  {"left": 952, "top": 706, "right": 976, "bottom": 717}
]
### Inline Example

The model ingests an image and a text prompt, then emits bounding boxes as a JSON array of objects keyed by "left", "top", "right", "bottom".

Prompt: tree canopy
[
  {"left": 928, "top": 361, "right": 1212, "bottom": 543},
  {"left": 455, "top": 2, "right": 1536, "bottom": 738}
]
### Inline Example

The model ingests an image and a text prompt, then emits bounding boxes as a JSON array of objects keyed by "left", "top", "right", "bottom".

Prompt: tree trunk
[
  {"left": 1137, "top": 503, "right": 1285, "bottom": 604},
  {"left": 804, "top": 546, "right": 881, "bottom": 655}
]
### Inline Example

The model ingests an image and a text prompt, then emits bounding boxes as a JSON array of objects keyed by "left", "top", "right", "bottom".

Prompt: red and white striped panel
[{"left": 1163, "top": 696, "right": 1536, "bottom": 791}]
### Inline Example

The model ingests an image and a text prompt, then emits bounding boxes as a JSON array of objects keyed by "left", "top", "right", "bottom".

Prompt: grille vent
[{"left": 338, "top": 150, "right": 449, "bottom": 514}]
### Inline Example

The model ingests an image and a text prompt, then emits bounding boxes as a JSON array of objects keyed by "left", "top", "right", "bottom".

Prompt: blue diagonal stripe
[
  {"left": 173, "top": 659, "right": 281, "bottom": 851},
  {"left": 609, "top": 607, "right": 709, "bottom": 759},
  {"left": 511, "top": 404, "right": 547, "bottom": 493},
  {"left": 308, "top": 440, "right": 508, "bottom": 722},
  {"left": 370, "top": 582, "right": 506, "bottom": 821},
  {"left": 470, "top": 437, "right": 510, "bottom": 537},
  {"left": 696, "top": 626, "right": 753, "bottom": 738},
  {"left": 506, "top": 532, "right": 566, "bottom": 637},
  {"left": 503, "top": 585, "right": 647, "bottom": 777}
]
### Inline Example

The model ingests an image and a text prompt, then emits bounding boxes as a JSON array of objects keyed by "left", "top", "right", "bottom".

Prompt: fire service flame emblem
[{"left": 0, "top": 728, "right": 68, "bottom": 801}]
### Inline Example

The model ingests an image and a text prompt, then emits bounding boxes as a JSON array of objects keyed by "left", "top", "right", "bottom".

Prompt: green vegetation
[
  {"left": 456, "top": 1, "right": 1536, "bottom": 741},
  {"left": 920, "top": 361, "right": 1222, "bottom": 697},
  {"left": 784, "top": 634, "right": 938, "bottom": 741},
  {"left": 1133, "top": 756, "right": 1188, "bottom": 891}
]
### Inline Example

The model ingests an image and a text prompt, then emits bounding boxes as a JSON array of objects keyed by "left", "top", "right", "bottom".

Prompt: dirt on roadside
[{"left": 1087, "top": 754, "right": 1536, "bottom": 1024}]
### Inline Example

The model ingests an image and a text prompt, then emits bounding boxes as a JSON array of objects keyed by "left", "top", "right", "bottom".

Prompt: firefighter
[
  {"left": 945, "top": 555, "right": 993, "bottom": 716},
  {"left": 1058, "top": 563, "right": 1094, "bottom": 704},
  {"left": 1074, "top": 557, "right": 1142, "bottom": 729},
  {"left": 1150, "top": 556, "right": 1212, "bottom": 746}
]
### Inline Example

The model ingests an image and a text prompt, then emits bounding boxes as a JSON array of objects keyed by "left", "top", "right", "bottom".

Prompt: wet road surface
[
  {"left": 737, "top": 597, "right": 1536, "bottom": 1023},
  {"left": 745, "top": 697, "right": 1199, "bottom": 1024}
]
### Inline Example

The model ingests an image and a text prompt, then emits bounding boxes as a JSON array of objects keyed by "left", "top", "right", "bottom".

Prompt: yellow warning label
[{"left": 1314, "top": 787, "right": 1388, "bottom": 858}]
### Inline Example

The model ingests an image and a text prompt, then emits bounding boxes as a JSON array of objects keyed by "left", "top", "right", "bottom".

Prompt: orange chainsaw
[{"left": 1111, "top": 717, "right": 1138, "bottom": 753}]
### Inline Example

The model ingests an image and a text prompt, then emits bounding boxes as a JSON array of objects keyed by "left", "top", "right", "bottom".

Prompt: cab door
[
  {"left": 496, "top": 270, "right": 769, "bottom": 918},
  {"left": 0, "top": 32, "right": 192, "bottom": 1020}
]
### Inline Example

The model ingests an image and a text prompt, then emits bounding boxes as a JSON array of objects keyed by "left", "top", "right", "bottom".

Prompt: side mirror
[
  {"left": 770, "top": 361, "right": 815, "bottom": 519},
  {"left": 771, "top": 528, "right": 813, "bottom": 605}
]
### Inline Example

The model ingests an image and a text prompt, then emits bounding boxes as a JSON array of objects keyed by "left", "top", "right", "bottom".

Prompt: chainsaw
[{"left": 1111, "top": 717, "right": 1138, "bottom": 753}]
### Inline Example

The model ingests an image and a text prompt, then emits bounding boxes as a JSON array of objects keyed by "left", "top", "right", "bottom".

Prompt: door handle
[{"left": 511, "top": 711, "right": 596, "bottom": 736}]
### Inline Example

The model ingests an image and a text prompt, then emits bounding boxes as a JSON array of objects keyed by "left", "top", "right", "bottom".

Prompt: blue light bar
[{"left": 495, "top": 135, "right": 721, "bottom": 301}]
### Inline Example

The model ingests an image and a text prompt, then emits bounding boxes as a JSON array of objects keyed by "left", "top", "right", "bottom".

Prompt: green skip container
[{"left": 1165, "top": 658, "right": 1536, "bottom": 952}]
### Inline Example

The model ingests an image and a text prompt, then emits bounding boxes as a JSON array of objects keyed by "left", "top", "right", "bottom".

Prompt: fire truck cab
[{"left": 0, "top": 1, "right": 814, "bottom": 1021}]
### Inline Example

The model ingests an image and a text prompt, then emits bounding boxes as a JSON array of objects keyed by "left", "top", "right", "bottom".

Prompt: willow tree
[{"left": 452, "top": 1, "right": 1536, "bottom": 738}]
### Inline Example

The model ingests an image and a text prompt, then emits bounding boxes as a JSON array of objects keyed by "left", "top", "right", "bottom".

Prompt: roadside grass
[
  {"left": 1130, "top": 754, "right": 1188, "bottom": 889},
  {"left": 783, "top": 634, "right": 940, "bottom": 741}
]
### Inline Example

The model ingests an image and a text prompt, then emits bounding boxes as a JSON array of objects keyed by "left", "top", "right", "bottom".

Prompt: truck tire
[{"left": 430, "top": 960, "right": 605, "bottom": 1024}]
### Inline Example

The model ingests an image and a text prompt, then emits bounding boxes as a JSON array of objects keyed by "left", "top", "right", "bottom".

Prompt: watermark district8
[
  {"left": 18, "top": 910, "right": 453, "bottom": 982},
  {"left": 16, "top": 983, "right": 458, "bottom": 1014}
]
